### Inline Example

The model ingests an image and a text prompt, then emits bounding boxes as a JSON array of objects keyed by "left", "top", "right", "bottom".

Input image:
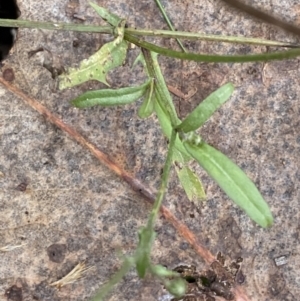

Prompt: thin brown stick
[
  {"left": 167, "top": 84, "right": 197, "bottom": 101},
  {"left": 221, "top": 0, "right": 300, "bottom": 38},
  {"left": 0, "top": 77, "right": 251, "bottom": 301},
  {"left": 0, "top": 77, "right": 214, "bottom": 262}
]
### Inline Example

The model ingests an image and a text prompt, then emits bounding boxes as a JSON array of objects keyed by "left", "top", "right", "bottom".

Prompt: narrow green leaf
[
  {"left": 172, "top": 147, "right": 191, "bottom": 166},
  {"left": 59, "top": 20, "right": 128, "bottom": 89},
  {"left": 143, "top": 50, "right": 180, "bottom": 127},
  {"left": 182, "top": 134, "right": 273, "bottom": 227},
  {"left": 132, "top": 52, "right": 145, "bottom": 69},
  {"left": 71, "top": 80, "right": 150, "bottom": 108},
  {"left": 138, "top": 78, "right": 155, "bottom": 118},
  {"left": 176, "top": 83, "right": 234, "bottom": 132},
  {"left": 89, "top": 3, "right": 121, "bottom": 26},
  {"left": 176, "top": 165, "right": 206, "bottom": 202}
]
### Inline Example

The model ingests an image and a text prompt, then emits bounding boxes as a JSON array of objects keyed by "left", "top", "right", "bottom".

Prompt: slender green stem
[
  {"left": 0, "top": 18, "right": 298, "bottom": 48},
  {"left": 147, "top": 130, "right": 177, "bottom": 227},
  {"left": 0, "top": 18, "right": 113, "bottom": 34},
  {"left": 91, "top": 257, "right": 134, "bottom": 301},
  {"left": 153, "top": 0, "right": 187, "bottom": 52},
  {"left": 125, "top": 33, "right": 300, "bottom": 63},
  {"left": 126, "top": 28, "right": 300, "bottom": 48}
]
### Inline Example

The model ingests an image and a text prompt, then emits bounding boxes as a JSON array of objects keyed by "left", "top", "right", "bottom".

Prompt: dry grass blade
[
  {"left": 0, "top": 243, "right": 26, "bottom": 252},
  {"left": 50, "top": 262, "right": 94, "bottom": 289}
]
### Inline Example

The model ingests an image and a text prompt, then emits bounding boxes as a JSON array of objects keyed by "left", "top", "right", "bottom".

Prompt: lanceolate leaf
[
  {"left": 175, "top": 165, "right": 206, "bottom": 203},
  {"left": 143, "top": 50, "right": 180, "bottom": 127},
  {"left": 59, "top": 20, "right": 128, "bottom": 89},
  {"left": 71, "top": 80, "right": 150, "bottom": 108},
  {"left": 182, "top": 135, "right": 273, "bottom": 227},
  {"left": 138, "top": 78, "right": 155, "bottom": 118},
  {"left": 177, "top": 83, "right": 234, "bottom": 133},
  {"left": 89, "top": 3, "right": 121, "bottom": 26}
]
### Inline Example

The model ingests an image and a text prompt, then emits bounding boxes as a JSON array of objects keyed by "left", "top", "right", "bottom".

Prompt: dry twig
[{"left": 0, "top": 77, "right": 251, "bottom": 300}]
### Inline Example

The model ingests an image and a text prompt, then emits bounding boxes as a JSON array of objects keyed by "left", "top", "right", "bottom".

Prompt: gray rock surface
[{"left": 0, "top": 0, "right": 299, "bottom": 300}]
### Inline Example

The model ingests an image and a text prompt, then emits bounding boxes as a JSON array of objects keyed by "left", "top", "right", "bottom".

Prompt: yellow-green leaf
[
  {"left": 176, "top": 83, "right": 234, "bottom": 133},
  {"left": 138, "top": 78, "right": 155, "bottom": 118},
  {"left": 71, "top": 80, "right": 150, "bottom": 108},
  {"left": 59, "top": 20, "right": 128, "bottom": 89},
  {"left": 182, "top": 135, "right": 273, "bottom": 228},
  {"left": 89, "top": 2, "right": 121, "bottom": 26},
  {"left": 176, "top": 165, "right": 206, "bottom": 203}
]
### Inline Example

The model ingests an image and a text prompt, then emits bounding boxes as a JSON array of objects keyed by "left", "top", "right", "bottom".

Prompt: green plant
[
  {"left": 1, "top": 1, "right": 299, "bottom": 300},
  {"left": 63, "top": 4, "right": 274, "bottom": 222},
  {"left": 58, "top": 5, "right": 274, "bottom": 300}
]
